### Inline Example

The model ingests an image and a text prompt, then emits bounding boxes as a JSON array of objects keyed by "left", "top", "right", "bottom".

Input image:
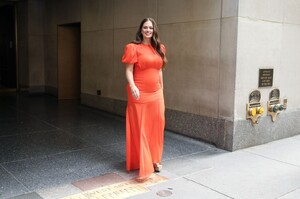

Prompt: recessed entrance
[
  {"left": 57, "top": 23, "right": 81, "bottom": 99},
  {"left": 0, "top": 5, "right": 17, "bottom": 92}
]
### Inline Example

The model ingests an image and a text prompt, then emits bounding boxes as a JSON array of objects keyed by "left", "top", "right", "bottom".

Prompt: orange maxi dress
[{"left": 122, "top": 43, "right": 165, "bottom": 178}]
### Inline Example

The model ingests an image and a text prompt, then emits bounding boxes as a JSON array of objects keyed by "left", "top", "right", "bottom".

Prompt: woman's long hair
[{"left": 132, "top": 18, "right": 167, "bottom": 67}]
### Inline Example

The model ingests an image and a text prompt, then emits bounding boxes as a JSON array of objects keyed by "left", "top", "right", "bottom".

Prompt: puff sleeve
[{"left": 122, "top": 43, "right": 137, "bottom": 64}]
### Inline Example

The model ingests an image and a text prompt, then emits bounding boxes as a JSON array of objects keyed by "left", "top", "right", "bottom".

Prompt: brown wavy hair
[{"left": 132, "top": 18, "right": 167, "bottom": 67}]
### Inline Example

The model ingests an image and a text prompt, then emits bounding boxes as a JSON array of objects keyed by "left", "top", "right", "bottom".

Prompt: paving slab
[
  {"left": 0, "top": 130, "right": 91, "bottom": 163},
  {"left": 8, "top": 192, "right": 43, "bottom": 199},
  {"left": 163, "top": 148, "right": 227, "bottom": 176},
  {"left": 2, "top": 147, "right": 123, "bottom": 190},
  {"left": 36, "top": 184, "right": 81, "bottom": 199},
  {"left": 244, "top": 136, "right": 300, "bottom": 167},
  {"left": 129, "top": 177, "right": 232, "bottom": 199},
  {"left": 185, "top": 151, "right": 300, "bottom": 199},
  {"left": 0, "top": 166, "right": 28, "bottom": 199}
]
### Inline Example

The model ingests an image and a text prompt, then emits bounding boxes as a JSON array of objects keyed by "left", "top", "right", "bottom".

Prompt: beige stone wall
[
  {"left": 159, "top": 0, "right": 222, "bottom": 118},
  {"left": 44, "top": 0, "right": 58, "bottom": 90},
  {"left": 235, "top": 0, "right": 300, "bottom": 119},
  {"left": 72, "top": 0, "right": 237, "bottom": 120},
  {"left": 110, "top": 0, "right": 237, "bottom": 120},
  {"left": 21, "top": 0, "right": 238, "bottom": 148},
  {"left": 17, "top": 0, "right": 45, "bottom": 90},
  {"left": 42, "top": 0, "right": 236, "bottom": 118},
  {"left": 27, "top": 0, "right": 45, "bottom": 91},
  {"left": 16, "top": 0, "right": 300, "bottom": 150},
  {"left": 230, "top": 0, "right": 300, "bottom": 150}
]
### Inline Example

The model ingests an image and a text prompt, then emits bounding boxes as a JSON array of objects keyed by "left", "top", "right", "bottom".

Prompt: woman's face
[{"left": 141, "top": 20, "right": 153, "bottom": 40}]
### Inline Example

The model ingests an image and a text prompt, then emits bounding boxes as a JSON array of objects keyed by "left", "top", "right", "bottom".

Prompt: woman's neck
[{"left": 142, "top": 38, "right": 151, "bottom": 44}]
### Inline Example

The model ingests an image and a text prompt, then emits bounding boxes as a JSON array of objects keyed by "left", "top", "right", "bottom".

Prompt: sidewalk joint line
[
  {"left": 183, "top": 177, "right": 234, "bottom": 199},
  {"left": 0, "top": 164, "right": 31, "bottom": 192},
  {"left": 243, "top": 150, "right": 300, "bottom": 168}
]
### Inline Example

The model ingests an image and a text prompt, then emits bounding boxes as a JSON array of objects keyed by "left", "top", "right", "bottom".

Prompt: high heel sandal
[{"left": 153, "top": 163, "right": 162, "bottom": 172}]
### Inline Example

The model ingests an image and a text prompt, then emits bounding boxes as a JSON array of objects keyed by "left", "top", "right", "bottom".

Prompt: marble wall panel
[
  {"left": 44, "top": 0, "right": 57, "bottom": 35},
  {"left": 81, "top": 29, "right": 115, "bottom": 97},
  {"left": 283, "top": 0, "right": 300, "bottom": 25},
  {"left": 160, "top": 20, "right": 220, "bottom": 117},
  {"left": 114, "top": 0, "right": 157, "bottom": 29},
  {"left": 158, "top": 0, "right": 221, "bottom": 24},
  {"left": 43, "top": 0, "right": 56, "bottom": 89},
  {"left": 238, "top": 0, "right": 284, "bottom": 22},
  {"left": 96, "top": 30, "right": 115, "bottom": 98},
  {"left": 280, "top": 24, "right": 300, "bottom": 108},
  {"left": 44, "top": 34, "right": 57, "bottom": 88},
  {"left": 81, "top": 31, "right": 100, "bottom": 95},
  {"left": 28, "top": 0, "right": 44, "bottom": 35},
  {"left": 222, "top": 0, "right": 238, "bottom": 18},
  {"left": 81, "top": 0, "right": 114, "bottom": 31},
  {"left": 26, "top": 0, "right": 45, "bottom": 88},
  {"left": 28, "top": 35, "right": 45, "bottom": 86},
  {"left": 219, "top": 18, "right": 238, "bottom": 120},
  {"left": 55, "top": 0, "right": 81, "bottom": 25}
]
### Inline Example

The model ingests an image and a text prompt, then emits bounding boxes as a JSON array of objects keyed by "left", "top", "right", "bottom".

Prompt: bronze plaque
[
  {"left": 249, "top": 90, "right": 261, "bottom": 103},
  {"left": 269, "top": 88, "right": 280, "bottom": 101},
  {"left": 258, "top": 69, "right": 273, "bottom": 87}
]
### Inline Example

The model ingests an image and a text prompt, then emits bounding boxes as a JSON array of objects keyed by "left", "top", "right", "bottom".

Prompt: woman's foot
[{"left": 153, "top": 163, "right": 162, "bottom": 172}]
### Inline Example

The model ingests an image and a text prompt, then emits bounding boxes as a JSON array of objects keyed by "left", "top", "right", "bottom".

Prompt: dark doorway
[
  {"left": 57, "top": 23, "right": 81, "bottom": 100},
  {"left": 0, "top": 5, "right": 17, "bottom": 91}
]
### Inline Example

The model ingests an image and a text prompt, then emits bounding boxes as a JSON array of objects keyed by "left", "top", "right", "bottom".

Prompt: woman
[{"left": 121, "top": 18, "right": 167, "bottom": 181}]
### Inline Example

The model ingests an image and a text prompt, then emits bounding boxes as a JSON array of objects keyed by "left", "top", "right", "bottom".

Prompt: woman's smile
[{"left": 142, "top": 21, "right": 153, "bottom": 40}]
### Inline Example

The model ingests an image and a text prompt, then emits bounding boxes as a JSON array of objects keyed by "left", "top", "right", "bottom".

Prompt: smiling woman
[
  {"left": 141, "top": 21, "right": 153, "bottom": 42},
  {"left": 122, "top": 18, "right": 167, "bottom": 182}
]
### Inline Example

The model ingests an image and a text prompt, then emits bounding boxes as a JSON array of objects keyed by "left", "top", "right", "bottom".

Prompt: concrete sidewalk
[
  {"left": 130, "top": 135, "right": 300, "bottom": 199},
  {"left": 56, "top": 134, "right": 300, "bottom": 199}
]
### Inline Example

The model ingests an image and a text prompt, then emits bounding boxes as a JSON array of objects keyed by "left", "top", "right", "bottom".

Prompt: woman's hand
[
  {"left": 130, "top": 84, "right": 140, "bottom": 100},
  {"left": 125, "top": 64, "right": 140, "bottom": 100}
]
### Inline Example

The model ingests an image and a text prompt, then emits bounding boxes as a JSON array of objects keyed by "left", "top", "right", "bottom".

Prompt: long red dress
[{"left": 122, "top": 43, "right": 165, "bottom": 178}]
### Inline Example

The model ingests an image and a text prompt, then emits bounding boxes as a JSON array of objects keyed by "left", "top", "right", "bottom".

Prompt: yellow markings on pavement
[{"left": 62, "top": 174, "right": 168, "bottom": 199}]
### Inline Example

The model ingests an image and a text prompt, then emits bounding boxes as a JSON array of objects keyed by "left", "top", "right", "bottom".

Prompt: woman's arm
[
  {"left": 159, "top": 69, "right": 163, "bottom": 89},
  {"left": 125, "top": 64, "right": 140, "bottom": 99}
]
